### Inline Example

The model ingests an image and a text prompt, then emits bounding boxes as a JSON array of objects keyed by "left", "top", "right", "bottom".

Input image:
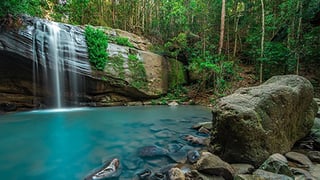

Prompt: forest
[{"left": 1, "top": 0, "right": 320, "bottom": 97}]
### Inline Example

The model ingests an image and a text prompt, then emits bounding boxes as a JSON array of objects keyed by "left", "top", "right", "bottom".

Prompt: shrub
[
  {"left": 85, "top": 26, "right": 108, "bottom": 71},
  {"left": 114, "top": 36, "right": 134, "bottom": 47}
]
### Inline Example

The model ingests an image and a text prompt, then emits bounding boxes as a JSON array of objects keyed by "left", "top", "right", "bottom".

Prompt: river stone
[
  {"left": 253, "top": 169, "right": 293, "bottom": 180},
  {"left": 210, "top": 75, "right": 318, "bottom": 166},
  {"left": 168, "top": 145, "right": 194, "bottom": 163},
  {"left": 285, "top": 151, "right": 313, "bottom": 169},
  {"left": 138, "top": 145, "right": 169, "bottom": 157},
  {"left": 234, "top": 174, "right": 267, "bottom": 180},
  {"left": 231, "top": 163, "right": 255, "bottom": 174},
  {"left": 198, "top": 127, "right": 211, "bottom": 134},
  {"left": 310, "top": 164, "right": 320, "bottom": 179},
  {"left": 311, "top": 118, "right": 320, "bottom": 150},
  {"left": 290, "top": 167, "right": 315, "bottom": 180},
  {"left": 187, "top": 150, "right": 201, "bottom": 164},
  {"left": 192, "top": 122, "right": 212, "bottom": 130},
  {"left": 185, "top": 170, "right": 224, "bottom": 180},
  {"left": 259, "top": 153, "right": 294, "bottom": 178},
  {"left": 307, "top": 151, "right": 320, "bottom": 163},
  {"left": 193, "top": 152, "right": 235, "bottom": 179},
  {"left": 168, "top": 168, "right": 185, "bottom": 180}
]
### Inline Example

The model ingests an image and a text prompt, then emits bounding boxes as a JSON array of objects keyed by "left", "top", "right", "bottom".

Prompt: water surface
[{"left": 0, "top": 106, "right": 211, "bottom": 179}]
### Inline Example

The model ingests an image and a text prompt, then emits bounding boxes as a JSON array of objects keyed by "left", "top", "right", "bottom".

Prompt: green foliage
[
  {"left": 128, "top": 54, "right": 139, "bottom": 61},
  {"left": 2, "top": 0, "right": 320, "bottom": 95},
  {"left": 189, "top": 51, "right": 236, "bottom": 93},
  {"left": 113, "top": 36, "right": 134, "bottom": 48},
  {"left": 164, "top": 33, "right": 188, "bottom": 58},
  {"left": 168, "top": 59, "right": 186, "bottom": 89},
  {"left": 0, "top": 0, "right": 43, "bottom": 17},
  {"left": 85, "top": 26, "right": 108, "bottom": 71},
  {"left": 153, "top": 86, "right": 189, "bottom": 105}
]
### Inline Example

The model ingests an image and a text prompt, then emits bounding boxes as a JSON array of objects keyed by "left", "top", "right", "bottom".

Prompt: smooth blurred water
[{"left": 0, "top": 106, "right": 211, "bottom": 179}]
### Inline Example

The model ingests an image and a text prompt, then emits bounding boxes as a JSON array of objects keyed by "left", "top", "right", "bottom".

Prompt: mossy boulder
[{"left": 210, "top": 75, "right": 318, "bottom": 166}]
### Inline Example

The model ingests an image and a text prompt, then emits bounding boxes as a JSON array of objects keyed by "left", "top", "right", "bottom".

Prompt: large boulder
[
  {"left": 0, "top": 15, "right": 168, "bottom": 110},
  {"left": 210, "top": 75, "right": 318, "bottom": 166}
]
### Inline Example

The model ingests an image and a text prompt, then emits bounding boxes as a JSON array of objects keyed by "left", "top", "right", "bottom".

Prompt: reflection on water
[{"left": 0, "top": 106, "right": 211, "bottom": 179}]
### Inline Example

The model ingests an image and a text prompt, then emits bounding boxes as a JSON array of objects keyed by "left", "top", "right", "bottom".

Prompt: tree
[
  {"left": 218, "top": 0, "right": 226, "bottom": 55},
  {"left": 259, "top": 0, "right": 265, "bottom": 83}
]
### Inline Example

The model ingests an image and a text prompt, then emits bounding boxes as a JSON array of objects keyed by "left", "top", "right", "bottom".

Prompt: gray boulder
[
  {"left": 193, "top": 152, "right": 235, "bottom": 180},
  {"left": 210, "top": 75, "right": 318, "bottom": 166},
  {"left": 259, "top": 153, "right": 294, "bottom": 178}
]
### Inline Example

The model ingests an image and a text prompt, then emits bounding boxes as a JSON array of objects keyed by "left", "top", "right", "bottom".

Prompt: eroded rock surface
[{"left": 210, "top": 75, "right": 318, "bottom": 166}]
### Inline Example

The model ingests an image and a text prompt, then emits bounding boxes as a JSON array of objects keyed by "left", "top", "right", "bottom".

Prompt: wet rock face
[
  {"left": 210, "top": 75, "right": 318, "bottom": 166},
  {"left": 0, "top": 15, "right": 168, "bottom": 110}
]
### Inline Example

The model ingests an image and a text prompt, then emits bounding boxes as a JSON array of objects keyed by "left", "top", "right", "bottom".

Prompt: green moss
[
  {"left": 127, "top": 53, "right": 148, "bottom": 90},
  {"left": 168, "top": 59, "right": 186, "bottom": 89},
  {"left": 85, "top": 26, "right": 108, "bottom": 71},
  {"left": 107, "top": 55, "right": 125, "bottom": 79},
  {"left": 109, "top": 36, "right": 134, "bottom": 48}
]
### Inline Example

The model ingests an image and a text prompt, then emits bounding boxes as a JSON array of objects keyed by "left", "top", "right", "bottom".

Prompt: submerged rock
[
  {"left": 85, "top": 158, "right": 121, "bottom": 180},
  {"left": 138, "top": 145, "right": 169, "bottom": 158},
  {"left": 210, "top": 75, "right": 318, "bottom": 166}
]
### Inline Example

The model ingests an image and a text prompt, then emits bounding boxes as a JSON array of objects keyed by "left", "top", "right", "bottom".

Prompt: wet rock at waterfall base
[{"left": 0, "top": 103, "right": 17, "bottom": 112}]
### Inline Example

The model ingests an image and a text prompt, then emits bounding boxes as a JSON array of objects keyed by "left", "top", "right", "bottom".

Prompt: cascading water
[{"left": 32, "top": 20, "right": 91, "bottom": 108}]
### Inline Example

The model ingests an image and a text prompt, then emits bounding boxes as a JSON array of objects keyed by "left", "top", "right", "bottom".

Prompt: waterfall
[{"left": 32, "top": 20, "right": 91, "bottom": 108}]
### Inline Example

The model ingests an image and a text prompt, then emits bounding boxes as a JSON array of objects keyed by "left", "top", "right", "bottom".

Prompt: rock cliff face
[
  {"left": 0, "top": 15, "right": 168, "bottom": 111},
  {"left": 210, "top": 75, "right": 318, "bottom": 166}
]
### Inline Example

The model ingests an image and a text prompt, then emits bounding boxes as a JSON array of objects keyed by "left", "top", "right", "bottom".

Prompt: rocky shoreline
[
  {"left": 132, "top": 99, "right": 320, "bottom": 180},
  {"left": 131, "top": 76, "right": 320, "bottom": 180}
]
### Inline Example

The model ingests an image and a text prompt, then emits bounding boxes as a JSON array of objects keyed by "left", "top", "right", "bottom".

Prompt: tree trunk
[
  {"left": 218, "top": 0, "right": 226, "bottom": 55},
  {"left": 233, "top": 3, "right": 240, "bottom": 57},
  {"left": 260, "top": 0, "right": 265, "bottom": 83},
  {"left": 296, "top": 0, "right": 302, "bottom": 75}
]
